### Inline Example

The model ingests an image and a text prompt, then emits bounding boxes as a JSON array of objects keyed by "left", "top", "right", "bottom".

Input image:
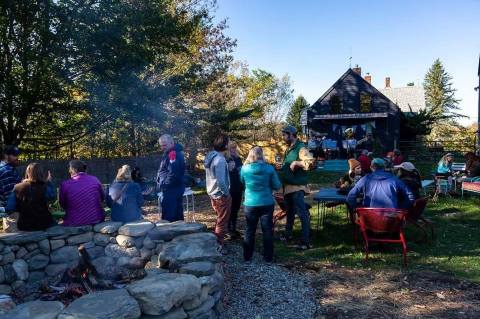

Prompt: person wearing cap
[
  {"left": 335, "top": 159, "right": 363, "bottom": 192},
  {"left": 347, "top": 158, "right": 415, "bottom": 210},
  {"left": 277, "top": 125, "right": 314, "bottom": 250},
  {"left": 358, "top": 149, "right": 371, "bottom": 174},
  {"left": 394, "top": 162, "right": 422, "bottom": 203},
  {"left": 437, "top": 153, "right": 454, "bottom": 175}
]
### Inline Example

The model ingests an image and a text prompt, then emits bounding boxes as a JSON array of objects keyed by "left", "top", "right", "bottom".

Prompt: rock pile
[{"left": 0, "top": 220, "right": 224, "bottom": 319}]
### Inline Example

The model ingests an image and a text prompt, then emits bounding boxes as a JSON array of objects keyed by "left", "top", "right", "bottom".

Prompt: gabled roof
[{"left": 380, "top": 86, "right": 426, "bottom": 113}]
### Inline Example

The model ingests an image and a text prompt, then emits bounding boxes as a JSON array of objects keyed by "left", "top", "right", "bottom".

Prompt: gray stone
[
  {"left": 1, "top": 300, "right": 64, "bottom": 319},
  {"left": 140, "top": 247, "right": 153, "bottom": 260},
  {"left": 93, "top": 233, "right": 110, "bottom": 246},
  {"left": 50, "top": 239, "right": 65, "bottom": 250},
  {"left": 105, "top": 244, "right": 140, "bottom": 258},
  {"left": 47, "top": 225, "right": 92, "bottom": 238},
  {"left": 25, "top": 243, "right": 39, "bottom": 252},
  {"left": 0, "top": 247, "right": 11, "bottom": 254},
  {"left": 183, "top": 285, "right": 209, "bottom": 310},
  {"left": 0, "top": 243, "right": 4, "bottom": 253},
  {"left": 142, "top": 307, "right": 187, "bottom": 319},
  {"left": 9, "top": 245, "right": 19, "bottom": 252},
  {"left": 3, "top": 264, "right": 16, "bottom": 283},
  {"left": 58, "top": 288, "right": 140, "bottom": 319},
  {"left": 116, "top": 235, "right": 136, "bottom": 248},
  {"left": 186, "top": 296, "right": 215, "bottom": 319},
  {"left": 128, "top": 257, "right": 145, "bottom": 269},
  {"left": 11, "top": 280, "right": 25, "bottom": 292},
  {"left": 45, "top": 264, "right": 68, "bottom": 277},
  {"left": 179, "top": 262, "right": 215, "bottom": 277},
  {"left": 155, "top": 242, "right": 166, "bottom": 255},
  {"left": 93, "top": 221, "right": 122, "bottom": 234},
  {"left": 147, "top": 222, "right": 206, "bottom": 242},
  {"left": 159, "top": 233, "right": 220, "bottom": 269},
  {"left": 143, "top": 236, "right": 155, "bottom": 250},
  {"left": 0, "top": 267, "right": 4, "bottom": 283},
  {"left": 67, "top": 232, "right": 94, "bottom": 245},
  {"left": 15, "top": 247, "right": 28, "bottom": 259},
  {"left": 82, "top": 241, "right": 95, "bottom": 249},
  {"left": 118, "top": 221, "right": 155, "bottom": 237},
  {"left": 127, "top": 272, "right": 201, "bottom": 316},
  {"left": 0, "top": 284, "right": 11, "bottom": 295},
  {"left": 0, "top": 296, "right": 15, "bottom": 316},
  {"left": 50, "top": 246, "right": 78, "bottom": 264},
  {"left": 28, "top": 254, "right": 50, "bottom": 270},
  {"left": 27, "top": 271, "right": 45, "bottom": 284},
  {"left": 91, "top": 256, "right": 118, "bottom": 280},
  {"left": 117, "top": 256, "right": 131, "bottom": 268},
  {"left": 134, "top": 236, "right": 144, "bottom": 249},
  {"left": 0, "top": 232, "right": 47, "bottom": 245},
  {"left": 46, "top": 225, "right": 67, "bottom": 238},
  {"left": 86, "top": 246, "right": 104, "bottom": 259},
  {"left": 39, "top": 239, "right": 50, "bottom": 254},
  {"left": 0, "top": 252, "right": 14, "bottom": 265},
  {"left": 12, "top": 259, "right": 29, "bottom": 281},
  {"left": 199, "top": 271, "right": 224, "bottom": 295},
  {"left": 23, "top": 248, "right": 40, "bottom": 260}
]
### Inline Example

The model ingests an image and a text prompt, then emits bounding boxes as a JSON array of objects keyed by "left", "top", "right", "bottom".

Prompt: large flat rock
[
  {"left": 46, "top": 225, "right": 93, "bottom": 238},
  {"left": 0, "top": 232, "right": 47, "bottom": 245},
  {"left": 0, "top": 300, "right": 64, "bottom": 319},
  {"left": 127, "top": 272, "right": 201, "bottom": 316},
  {"left": 58, "top": 288, "right": 140, "bottom": 319},
  {"left": 118, "top": 221, "right": 155, "bottom": 237},
  {"left": 50, "top": 246, "right": 78, "bottom": 264},
  {"left": 93, "top": 221, "right": 123, "bottom": 234},
  {"left": 158, "top": 233, "right": 220, "bottom": 269},
  {"left": 147, "top": 222, "right": 206, "bottom": 241}
]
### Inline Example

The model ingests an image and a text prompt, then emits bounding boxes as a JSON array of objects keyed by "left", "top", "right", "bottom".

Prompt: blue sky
[{"left": 215, "top": 0, "right": 480, "bottom": 124}]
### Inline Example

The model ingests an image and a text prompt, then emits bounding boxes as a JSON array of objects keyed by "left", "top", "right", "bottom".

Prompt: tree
[
  {"left": 287, "top": 95, "right": 309, "bottom": 132},
  {"left": 423, "top": 59, "right": 462, "bottom": 120}
]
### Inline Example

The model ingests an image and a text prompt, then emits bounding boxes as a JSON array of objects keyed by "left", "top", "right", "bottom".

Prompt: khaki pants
[
  {"left": 210, "top": 196, "right": 232, "bottom": 245},
  {"left": 3, "top": 212, "right": 19, "bottom": 233}
]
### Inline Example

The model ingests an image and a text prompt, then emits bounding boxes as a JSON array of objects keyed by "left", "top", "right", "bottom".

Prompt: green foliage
[{"left": 286, "top": 95, "right": 309, "bottom": 132}]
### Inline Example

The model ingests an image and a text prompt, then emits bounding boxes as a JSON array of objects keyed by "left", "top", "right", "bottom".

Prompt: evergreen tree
[
  {"left": 286, "top": 95, "right": 309, "bottom": 131},
  {"left": 423, "top": 59, "right": 462, "bottom": 120}
]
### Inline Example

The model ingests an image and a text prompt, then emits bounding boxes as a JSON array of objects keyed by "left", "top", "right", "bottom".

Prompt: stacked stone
[{"left": 0, "top": 220, "right": 225, "bottom": 319}]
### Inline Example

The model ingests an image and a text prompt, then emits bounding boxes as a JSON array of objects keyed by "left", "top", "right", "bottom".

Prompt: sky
[{"left": 215, "top": 0, "right": 480, "bottom": 125}]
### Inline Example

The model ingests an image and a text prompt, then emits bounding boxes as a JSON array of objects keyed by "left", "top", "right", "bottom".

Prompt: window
[
  {"left": 360, "top": 94, "right": 372, "bottom": 112},
  {"left": 329, "top": 95, "right": 342, "bottom": 114}
]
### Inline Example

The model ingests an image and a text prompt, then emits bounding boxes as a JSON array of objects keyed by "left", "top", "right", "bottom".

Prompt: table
[{"left": 312, "top": 188, "right": 348, "bottom": 230}]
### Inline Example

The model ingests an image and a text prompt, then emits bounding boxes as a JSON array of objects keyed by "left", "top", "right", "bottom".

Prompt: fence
[{"left": 399, "top": 140, "right": 476, "bottom": 161}]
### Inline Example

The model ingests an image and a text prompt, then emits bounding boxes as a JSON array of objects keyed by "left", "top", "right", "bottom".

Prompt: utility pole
[{"left": 476, "top": 55, "right": 480, "bottom": 154}]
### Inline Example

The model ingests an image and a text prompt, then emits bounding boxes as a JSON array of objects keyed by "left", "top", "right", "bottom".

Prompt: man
[
  {"left": 157, "top": 134, "right": 185, "bottom": 222},
  {"left": 347, "top": 158, "right": 415, "bottom": 210},
  {"left": 277, "top": 125, "right": 314, "bottom": 250},
  {"left": 0, "top": 145, "right": 22, "bottom": 231},
  {"left": 205, "top": 134, "right": 231, "bottom": 253},
  {"left": 59, "top": 160, "right": 105, "bottom": 226},
  {"left": 226, "top": 141, "right": 243, "bottom": 239}
]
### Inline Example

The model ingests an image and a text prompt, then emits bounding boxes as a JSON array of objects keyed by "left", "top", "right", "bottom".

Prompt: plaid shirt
[{"left": 0, "top": 161, "right": 21, "bottom": 206}]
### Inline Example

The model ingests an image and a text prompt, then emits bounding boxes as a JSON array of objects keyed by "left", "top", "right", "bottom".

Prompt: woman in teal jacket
[{"left": 240, "top": 146, "right": 282, "bottom": 262}]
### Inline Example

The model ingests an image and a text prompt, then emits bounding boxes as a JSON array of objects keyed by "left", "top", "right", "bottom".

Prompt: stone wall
[{"left": 0, "top": 220, "right": 224, "bottom": 319}]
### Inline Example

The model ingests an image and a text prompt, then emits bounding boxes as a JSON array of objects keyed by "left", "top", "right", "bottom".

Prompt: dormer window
[
  {"left": 360, "top": 94, "right": 372, "bottom": 112},
  {"left": 330, "top": 95, "right": 342, "bottom": 114}
]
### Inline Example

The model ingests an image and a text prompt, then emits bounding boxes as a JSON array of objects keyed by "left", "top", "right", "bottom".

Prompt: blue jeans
[
  {"left": 161, "top": 186, "right": 185, "bottom": 222},
  {"left": 284, "top": 190, "right": 310, "bottom": 245},
  {"left": 243, "top": 205, "right": 274, "bottom": 262}
]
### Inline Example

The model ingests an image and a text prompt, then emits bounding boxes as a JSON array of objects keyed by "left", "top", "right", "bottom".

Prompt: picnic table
[{"left": 312, "top": 188, "right": 349, "bottom": 230}]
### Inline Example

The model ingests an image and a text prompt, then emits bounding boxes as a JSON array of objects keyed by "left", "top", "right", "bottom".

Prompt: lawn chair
[
  {"left": 407, "top": 197, "right": 434, "bottom": 241},
  {"left": 354, "top": 208, "right": 408, "bottom": 266}
]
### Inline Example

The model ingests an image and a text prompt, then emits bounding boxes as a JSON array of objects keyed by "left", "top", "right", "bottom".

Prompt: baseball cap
[
  {"left": 281, "top": 125, "right": 297, "bottom": 135},
  {"left": 371, "top": 158, "right": 385, "bottom": 167},
  {"left": 394, "top": 161, "right": 416, "bottom": 172},
  {"left": 3, "top": 145, "right": 20, "bottom": 156}
]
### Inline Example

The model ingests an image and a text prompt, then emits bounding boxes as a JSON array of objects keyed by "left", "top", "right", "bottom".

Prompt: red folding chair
[
  {"left": 407, "top": 197, "right": 434, "bottom": 241},
  {"left": 354, "top": 208, "right": 408, "bottom": 266}
]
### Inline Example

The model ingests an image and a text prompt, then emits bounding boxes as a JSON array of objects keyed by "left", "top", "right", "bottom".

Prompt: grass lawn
[{"left": 274, "top": 168, "right": 480, "bottom": 283}]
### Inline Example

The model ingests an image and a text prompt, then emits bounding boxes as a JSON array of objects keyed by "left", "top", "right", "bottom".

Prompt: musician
[{"left": 342, "top": 128, "right": 357, "bottom": 159}]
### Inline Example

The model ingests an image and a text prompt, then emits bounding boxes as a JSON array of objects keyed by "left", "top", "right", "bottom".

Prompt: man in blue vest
[{"left": 277, "top": 125, "right": 314, "bottom": 250}]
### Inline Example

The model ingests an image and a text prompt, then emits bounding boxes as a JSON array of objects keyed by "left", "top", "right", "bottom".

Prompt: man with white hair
[{"left": 157, "top": 134, "right": 185, "bottom": 222}]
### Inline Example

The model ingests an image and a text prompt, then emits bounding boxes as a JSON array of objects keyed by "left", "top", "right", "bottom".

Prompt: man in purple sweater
[{"left": 59, "top": 160, "right": 105, "bottom": 226}]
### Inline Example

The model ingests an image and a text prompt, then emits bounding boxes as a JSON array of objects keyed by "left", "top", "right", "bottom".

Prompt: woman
[
  {"left": 240, "top": 147, "right": 281, "bottom": 262},
  {"left": 394, "top": 162, "right": 422, "bottom": 200},
  {"left": 335, "top": 159, "right": 363, "bottom": 194},
  {"left": 5, "top": 163, "right": 55, "bottom": 231},
  {"left": 107, "top": 165, "right": 144, "bottom": 223},
  {"left": 437, "top": 153, "right": 454, "bottom": 175},
  {"left": 226, "top": 141, "right": 244, "bottom": 238}
]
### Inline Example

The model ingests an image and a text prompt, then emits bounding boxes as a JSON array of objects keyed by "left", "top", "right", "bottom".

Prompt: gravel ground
[{"left": 219, "top": 244, "right": 319, "bottom": 319}]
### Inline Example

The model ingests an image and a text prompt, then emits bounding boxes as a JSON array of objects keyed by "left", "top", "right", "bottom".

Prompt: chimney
[
  {"left": 352, "top": 65, "right": 361, "bottom": 76},
  {"left": 364, "top": 73, "right": 372, "bottom": 84},
  {"left": 385, "top": 77, "right": 391, "bottom": 88}
]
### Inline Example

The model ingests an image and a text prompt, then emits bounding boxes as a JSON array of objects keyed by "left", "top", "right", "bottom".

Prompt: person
[
  {"left": 277, "top": 125, "right": 314, "bottom": 250},
  {"left": 358, "top": 149, "right": 372, "bottom": 174},
  {"left": 107, "top": 165, "right": 144, "bottom": 223},
  {"left": 205, "top": 134, "right": 231, "bottom": 253},
  {"left": 392, "top": 149, "right": 404, "bottom": 165},
  {"left": 59, "top": 160, "right": 105, "bottom": 226},
  {"left": 394, "top": 162, "right": 422, "bottom": 203},
  {"left": 335, "top": 159, "right": 363, "bottom": 193},
  {"left": 4, "top": 163, "right": 56, "bottom": 232},
  {"left": 0, "top": 145, "right": 22, "bottom": 231},
  {"left": 437, "top": 153, "right": 454, "bottom": 175},
  {"left": 384, "top": 151, "right": 395, "bottom": 172},
  {"left": 226, "top": 141, "right": 244, "bottom": 239},
  {"left": 465, "top": 152, "right": 480, "bottom": 178},
  {"left": 342, "top": 128, "right": 357, "bottom": 159},
  {"left": 347, "top": 158, "right": 415, "bottom": 210},
  {"left": 240, "top": 147, "right": 281, "bottom": 262},
  {"left": 157, "top": 134, "right": 186, "bottom": 222}
]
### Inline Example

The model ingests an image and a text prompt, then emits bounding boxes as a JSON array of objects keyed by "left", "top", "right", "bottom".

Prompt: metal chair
[{"left": 354, "top": 208, "right": 408, "bottom": 266}]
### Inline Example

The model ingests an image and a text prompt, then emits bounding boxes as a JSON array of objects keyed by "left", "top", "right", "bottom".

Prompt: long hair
[
  {"left": 225, "top": 141, "right": 238, "bottom": 161},
  {"left": 24, "top": 163, "right": 47, "bottom": 183},
  {"left": 116, "top": 165, "right": 132, "bottom": 182},
  {"left": 245, "top": 146, "right": 264, "bottom": 164}
]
